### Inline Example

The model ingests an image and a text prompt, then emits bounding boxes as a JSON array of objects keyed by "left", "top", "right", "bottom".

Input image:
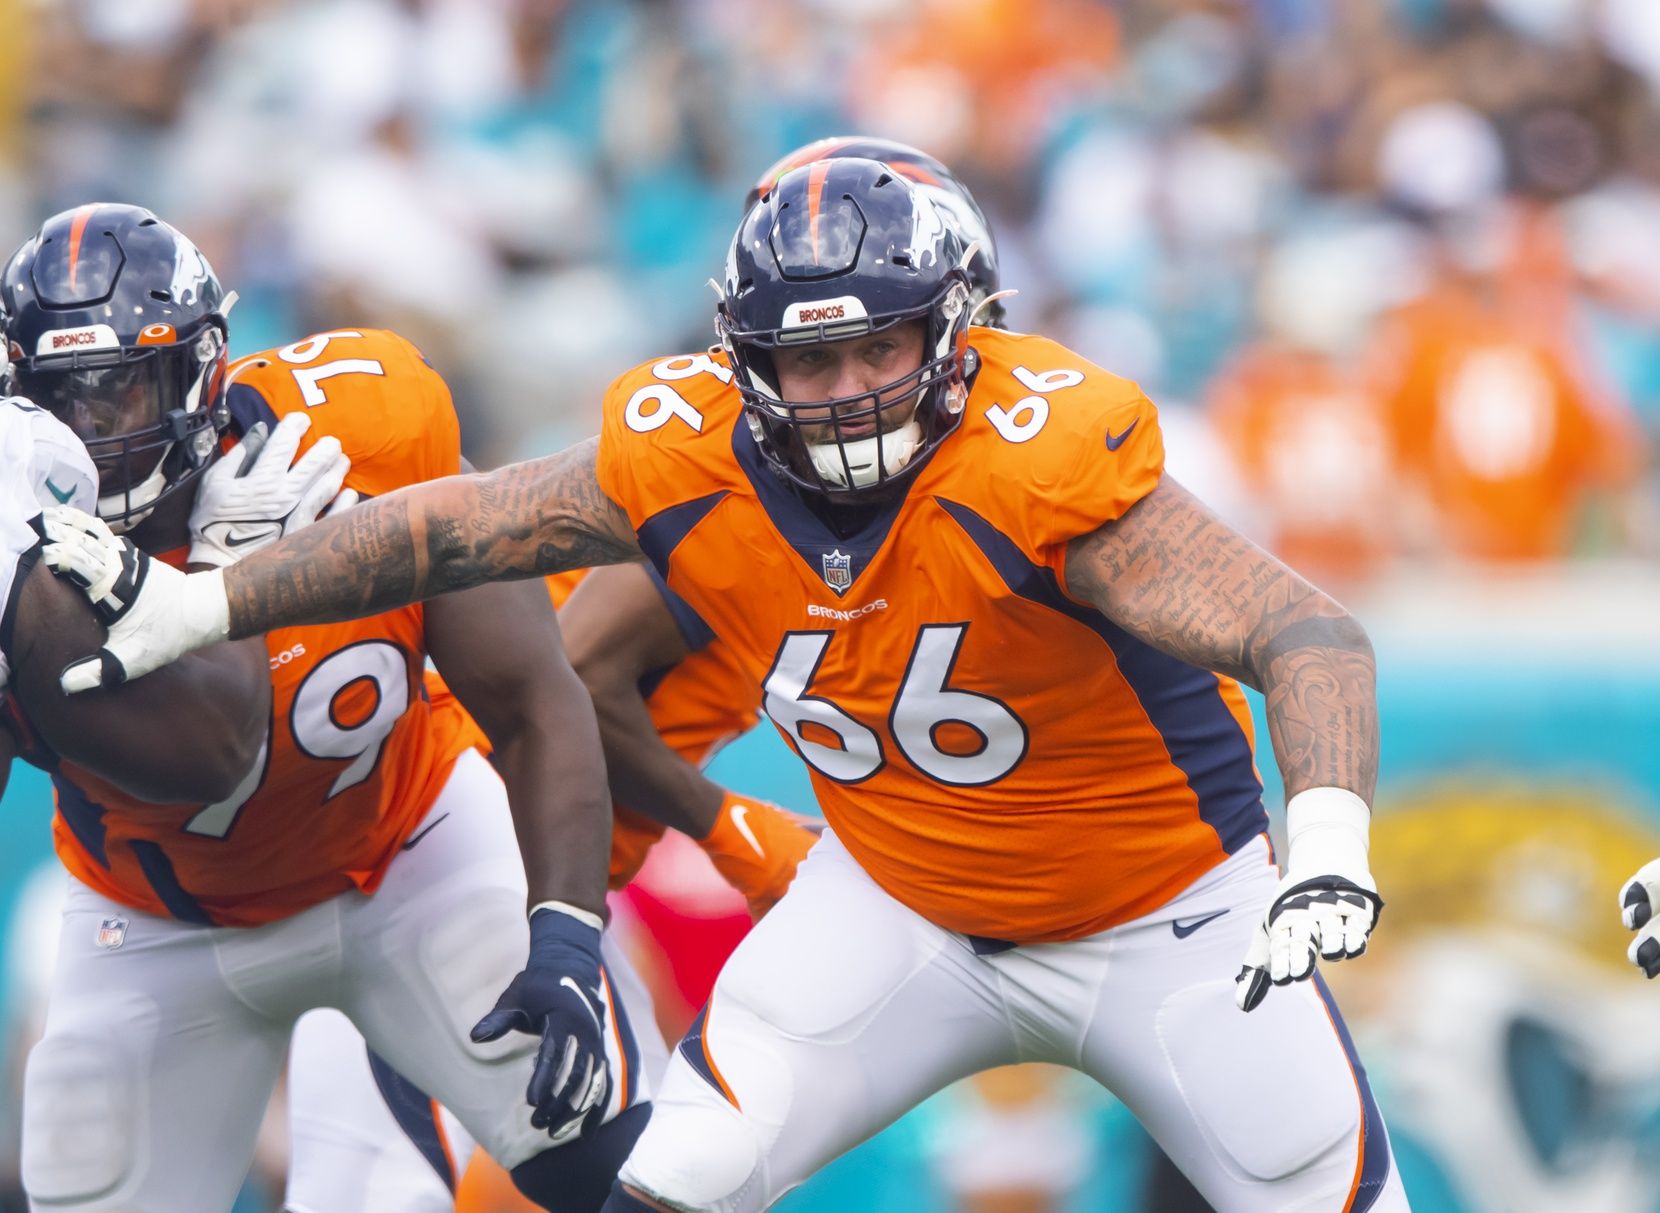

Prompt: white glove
[
  {"left": 1236, "top": 788, "right": 1383, "bottom": 1012},
  {"left": 41, "top": 505, "right": 230, "bottom": 692},
  {"left": 1619, "top": 859, "right": 1660, "bottom": 978},
  {"left": 188, "top": 412, "right": 356, "bottom": 568}
]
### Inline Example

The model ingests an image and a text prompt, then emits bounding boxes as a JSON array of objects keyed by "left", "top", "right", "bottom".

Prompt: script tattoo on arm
[
  {"left": 223, "top": 437, "right": 641, "bottom": 638},
  {"left": 1064, "top": 475, "right": 1378, "bottom": 801}
]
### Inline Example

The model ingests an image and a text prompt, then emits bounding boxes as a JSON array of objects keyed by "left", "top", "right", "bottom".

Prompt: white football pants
[
  {"left": 620, "top": 831, "right": 1410, "bottom": 1213},
  {"left": 21, "top": 748, "right": 665, "bottom": 1213}
]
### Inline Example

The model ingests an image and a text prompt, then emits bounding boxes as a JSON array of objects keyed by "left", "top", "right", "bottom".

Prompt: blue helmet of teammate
[
  {"left": 719, "top": 157, "right": 975, "bottom": 498},
  {"left": 746, "top": 136, "right": 1004, "bottom": 329},
  {"left": 2, "top": 203, "right": 231, "bottom": 530}
]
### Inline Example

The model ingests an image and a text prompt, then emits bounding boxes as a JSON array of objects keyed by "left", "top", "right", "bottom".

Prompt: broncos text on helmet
[
  {"left": 719, "top": 157, "right": 975, "bottom": 498},
  {"left": 747, "top": 136, "right": 1004, "bottom": 329},
  {"left": 2, "top": 203, "right": 232, "bottom": 531}
]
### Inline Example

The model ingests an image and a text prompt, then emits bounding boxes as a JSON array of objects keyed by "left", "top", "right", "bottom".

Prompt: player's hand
[
  {"left": 189, "top": 413, "right": 355, "bottom": 569},
  {"left": 1619, "top": 859, "right": 1660, "bottom": 977},
  {"left": 41, "top": 506, "right": 231, "bottom": 692},
  {"left": 1236, "top": 789, "right": 1383, "bottom": 1012},
  {"left": 38, "top": 506, "right": 147, "bottom": 626},
  {"left": 699, "top": 790, "right": 821, "bottom": 920},
  {"left": 472, "top": 907, "right": 610, "bottom": 1142}
]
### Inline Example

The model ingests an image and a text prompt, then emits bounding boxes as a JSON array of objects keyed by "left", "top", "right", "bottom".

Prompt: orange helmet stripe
[
  {"left": 806, "top": 159, "right": 832, "bottom": 266},
  {"left": 65, "top": 203, "right": 99, "bottom": 292},
  {"left": 754, "top": 137, "right": 856, "bottom": 203}
]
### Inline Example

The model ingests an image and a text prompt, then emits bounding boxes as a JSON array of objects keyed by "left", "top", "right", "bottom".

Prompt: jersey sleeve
[
  {"left": 595, "top": 353, "right": 742, "bottom": 532},
  {"left": 959, "top": 331, "right": 1166, "bottom": 562},
  {"left": 1040, "top": 383, "right": 1164, "bottom": 549},
  {"left": 227, "top": 330, "right": 461, "bottom": 497}
]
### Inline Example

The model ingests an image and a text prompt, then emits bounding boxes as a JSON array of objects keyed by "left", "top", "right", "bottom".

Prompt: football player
[
  {"left": 0, "top": 393, "right": 269, "bottom": 806},
  {"left": 3, "top": 203, "right": 658, "bottom": 1213},
  {"left": 283, "top": 137, "right": 994, "bottom": 1213},
  {"left": 46, "top": 164, "right": 1410, "bottom": 1211},
  {"left": 564, "top": 137, "right": 1007, "bottom": 884}
]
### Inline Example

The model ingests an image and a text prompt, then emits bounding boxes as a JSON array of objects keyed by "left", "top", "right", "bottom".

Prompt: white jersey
[{"left": 0, "top": 396, "right": 97, "bottom": 687}]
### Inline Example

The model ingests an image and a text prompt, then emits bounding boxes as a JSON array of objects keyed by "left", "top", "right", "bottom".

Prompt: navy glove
[{"left": 472, "top": 908, "right": 610, "bottom": 1141}]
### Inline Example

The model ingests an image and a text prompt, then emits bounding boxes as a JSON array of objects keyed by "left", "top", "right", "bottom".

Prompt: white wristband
[
  {"left": 186, "top": 567, "right": 233, "bottom": 645},
  {"left": 529, "top": 900, "right": 604, "bottom": 932},
  {"left": 1284, "top": 787, "right": 1371, "bottom": 880}
]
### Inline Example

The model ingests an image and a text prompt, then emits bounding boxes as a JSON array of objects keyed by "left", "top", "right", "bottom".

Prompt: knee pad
[
  {"left": 21, "top": 1031, "right": 139, "bottom": 1203},
  {"left": 1157, "top": 981, "right": 1358, "bottom": 1183},
  {"left": 617, "top": 1098, "right": 764, "bottom": 1213},
  {"left": 511, "top": 1101, "right": 652, "bottom": 1213}
]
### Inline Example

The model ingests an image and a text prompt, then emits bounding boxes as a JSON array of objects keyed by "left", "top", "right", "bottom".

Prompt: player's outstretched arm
[
  {"left": 222, "top": 437, "right": 641, "bottom": 635},
  {"left": 1065, "top": 474, "right": 1381, "bottom": 1012},
  {"left": 50, "top": 438, "right": 642, "bottom": 691},
  {"left": 426, "top": 577, "right": 617, "bottom": 1137},
  {"left": 561, "top": 563, "right": 818, "bottom": 917},
  {"left": 12, "top": 558, "right": 269, "bottom": 802}
]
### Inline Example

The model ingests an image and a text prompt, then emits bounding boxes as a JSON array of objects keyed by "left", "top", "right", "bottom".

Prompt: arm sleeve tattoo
[
  {"left": 1064, "top": 475, "right": 1378, "bottom": 802},
  {"left": 223, "top": 438, "right": 641, "bottom": 637}
]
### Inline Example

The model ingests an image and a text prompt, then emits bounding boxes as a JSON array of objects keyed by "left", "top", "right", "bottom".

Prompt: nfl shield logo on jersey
[
  {"left": 94, "top": 916, "right": 128, "bottom": 950},
  {"left": 821, "top": 549, "right": 853, "bottom": 594}
]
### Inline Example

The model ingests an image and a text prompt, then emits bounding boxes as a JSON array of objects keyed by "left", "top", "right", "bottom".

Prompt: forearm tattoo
[
  {"left": 224, "top": 438, "right": 640, "bottom": 637},
  {"left": 1065, "top": 475, "right": 1378, "bottom": 801}
]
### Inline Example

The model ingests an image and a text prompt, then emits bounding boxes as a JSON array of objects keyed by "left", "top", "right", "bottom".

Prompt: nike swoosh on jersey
[
  {"left": 1170, "top": 908, "right": 1229, "bottom": 939},
  {"left": 1104, "top": 419, "right": 1139, "bottom": 451},
  {"left": 44, "top": 477, "right": 75, "bottom": 504},
  {"left": 729, "top": 803, "right": 766, "bottom": 858}
]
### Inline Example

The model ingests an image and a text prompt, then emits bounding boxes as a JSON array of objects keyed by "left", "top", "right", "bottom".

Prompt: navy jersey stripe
[
  {"left": 937, "top": 498, "right": 1266, "bottom": 854},
  {"left": 644, "top": 560, "right": 715, "bottom": 652},
  {"left": 730, "top": 418, "right": 909, "bottom": 595},
  {"left": 636, "top": 490, "right": 729, "bottom": 578},
  {"left": 51, "top": 774, "right": 109, "bottom": 868},
  {"left": 128, "top": 840, "right": 214, "bottom": 925},
  {"left": 225, "top": 381, "right": 280, "bottom": 437}
]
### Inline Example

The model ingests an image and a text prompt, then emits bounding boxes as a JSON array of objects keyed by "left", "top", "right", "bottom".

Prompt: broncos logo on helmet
[
  {"left": 2, "top": 203, "right": 232, "bottom": 531},
  {"left": 720, "top": 158, "right": 975, "bottom": 498},
  {"left": 746, "top": 136, "right": 1006, "bottom": 329}
]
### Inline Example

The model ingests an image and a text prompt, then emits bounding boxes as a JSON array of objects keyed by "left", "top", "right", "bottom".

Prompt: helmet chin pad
[
  {"left": 98, "top": 463, "right": 167, "bottom": 533},
  {"left": 807, "top": 418, "right": 923, "bottom": 489}
]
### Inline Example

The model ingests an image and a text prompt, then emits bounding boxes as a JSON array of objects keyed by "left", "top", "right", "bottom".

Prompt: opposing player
[
  {"left": 47, "top": 164, "right": 1407, "bottom": 1210},
  {"left": 3, "top": 203, "right": 656, "bottom": 1213},
  {"left": 0, "top": 392, "right": 269, "bottom": 804}
]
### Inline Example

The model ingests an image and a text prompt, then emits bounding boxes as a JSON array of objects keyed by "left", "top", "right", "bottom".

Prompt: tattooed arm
[
  {"left": 1063, "top": 474, "right": 1377, "bottom": 802},
  {"left": 1066, "top": 474, "right": 1383, "bottom": 1011},
  {"left": 223, "top": 437, "right": 641, "bottom": 638},
  {"left": 48, "top": 438, "right": 643, "bottom": 693}
]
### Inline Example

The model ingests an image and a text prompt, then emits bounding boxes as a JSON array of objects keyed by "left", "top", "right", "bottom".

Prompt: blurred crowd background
[{"left": 4, "top": 0, "right": 1660, "bottom": 1210}]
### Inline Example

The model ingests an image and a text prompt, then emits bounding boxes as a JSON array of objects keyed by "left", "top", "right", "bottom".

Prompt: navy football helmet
[
  {"left": 2, "top": 203, "right": 231, "bottom": 530},
  {"left": 719, "top": 157, "right": 974, "bottom": 497},
  {"left": 747, "top": 136, "right": 1004, "bottom": 328}
]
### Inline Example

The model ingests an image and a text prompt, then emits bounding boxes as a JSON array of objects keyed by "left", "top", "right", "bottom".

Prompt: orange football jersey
[
  {"left": 450, "top": 570, "right": 761, "bottom": 890},
  {"left": 51, "top": 329, "right": 476, "bottom": 927},
  {"left": 597, "top": 329, "right": 1267, "bottom": 944}
]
